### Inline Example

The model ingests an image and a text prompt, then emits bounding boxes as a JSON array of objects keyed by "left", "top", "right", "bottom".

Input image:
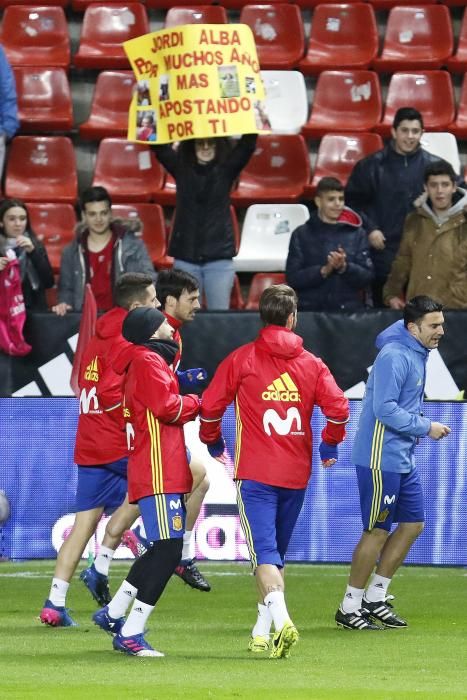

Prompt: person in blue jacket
[
  {"left": 336, "top": 296, "right": 451, "bottom": 630},
  {"left": 286, "top": 177, "right": 374, "bottom": 311},
  {"left": 0, "top": 45, "right": 19, "bottom": 178}
]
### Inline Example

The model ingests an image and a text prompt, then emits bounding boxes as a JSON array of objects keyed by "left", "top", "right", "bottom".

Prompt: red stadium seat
[
  {"left": 230, "top": 135, "right": 311, "bottom": 206},
  {"left": 229, "top": 274, "right": 245, "bottom": 310},
  {"left": 74, "top": 4, "right": 150, "bottom": 70},
  {"left": 164, "top": 5, "right": 228, "bottom": 27},
  {"left": 304, "top": 132, "right": 383, "bottom": 198},
  {"left": 27, "top": 203, "right": 77, "bottom": 273},
  {"left": 71, "top": 0, "right": 132, "bottom": 11},
  {"left": 0, "top": 0, "right": 67, "bottom": 6},
  {"left": 367, "top": 0, "right": 435, "bottom": 9},
  {"left": 0, "top": 6, "right": 70, "bottom": 68},
  {"left": 245, "top": 272, "right": 285, "bottom": 310},
  {"left": 147, "top": 0, "right": 217, "bottom": 8},
  {"left": 372, "top": 6, "right": 453, "bottom": 72},
  {"left": 446, "top": 9, "right": 467, "bottom": 74},
  {"left": 79, "top": 71, "right": 135, "bottom": 140},
  {"left": 239, "top": 5, "right": 305, "bottom": 70},
  {"left": 302, "top": 70, "right": 382, "bottom": 138},
  {"left": 154, "top": 172, "right": 177, "bottom": 206},
  {"left": 299, "top": 3, "right": 378, "bottom": 75},
  {"left": 92, "top": 139, "right": 165, "bottom": 203},
  {"left": 111, "top": 203, "right": 173, "bottom": 269},
  {"left": 14, "top": 67, "right": 73, "bottom": 133},
  {"left": 375, "top": 71, "right": 456, "bottom": 137},
  {"left": 448, "top": 74, "right": 467, "bottom": 140},
  {"left": 5, "top": 136, "right": 77, "bottom": 204}
]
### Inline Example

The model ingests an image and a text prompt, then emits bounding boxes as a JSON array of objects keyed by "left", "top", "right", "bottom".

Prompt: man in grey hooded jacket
[{"left": 53, "top": 187, "right": 155, "bottom": 315}]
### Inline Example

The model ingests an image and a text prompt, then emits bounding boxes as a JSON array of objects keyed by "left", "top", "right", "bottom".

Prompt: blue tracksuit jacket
[{"left": 352, "top": 320, "right": 431, "bottom": 473}]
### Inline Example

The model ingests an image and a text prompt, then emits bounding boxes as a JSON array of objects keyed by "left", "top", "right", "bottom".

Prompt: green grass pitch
[{"left": 0, "top": 560, "right": 466, "bottom": 700}]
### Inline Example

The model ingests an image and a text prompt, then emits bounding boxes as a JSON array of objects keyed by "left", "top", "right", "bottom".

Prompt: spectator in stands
[
  {"left": 286, "top": 177, "right": 374, "bottom": 311},
  {"left": 383, "top": 162, "right": 467, "bottom": 310},
  {"left": 0, "top": 198, "right": 54, "bottom": 311},
  {"left": 52, "top": 186, "right": 155, "bottom": 316},
  {"left": 153, "top": 134, "right": 257, "bottom": 310},
  {"left": 0, "top": 45, "right": 19, "bottom": 179},
  {"left": 345, "top": 107, "right": 445, "bottom": 307}
]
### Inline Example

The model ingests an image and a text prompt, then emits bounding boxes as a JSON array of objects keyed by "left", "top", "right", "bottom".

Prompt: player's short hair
[
  {"left": 393, "top": 107, "right": 424, "bottom": 130},
  {"left": 80, "top": 186, "right": 112, "bottom": 212},
  {"left": 403, "top": 296, "right": 443, "bottom": 328},
  {"left": 156, "top": 269, "right": 199, "bottom": 308},
  {"left": 316, "top": 177, "right": 344, "bottom": 196},
  {"left": 259, "top": 284, "right": 297, "bottom": 327},
  {"left": 114, "top": 272, "right": 154, "bottom": 310},
  {"left": 424, "top": 160, "right": 457, "bottom": 184}
]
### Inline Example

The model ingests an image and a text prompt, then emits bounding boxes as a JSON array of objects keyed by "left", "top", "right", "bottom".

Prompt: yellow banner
[{"left": 123, "top": 24, "right": 270, "bottom": 144}]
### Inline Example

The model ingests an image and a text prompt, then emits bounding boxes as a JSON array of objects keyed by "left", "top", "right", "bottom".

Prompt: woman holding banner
[{"left": 153, "top": 133, "right": 257, "bottom": 309}]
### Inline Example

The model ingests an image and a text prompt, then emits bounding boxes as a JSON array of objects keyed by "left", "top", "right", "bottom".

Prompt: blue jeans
[{"left": 174, "top": 259, "right": 234, "bottom": 310}]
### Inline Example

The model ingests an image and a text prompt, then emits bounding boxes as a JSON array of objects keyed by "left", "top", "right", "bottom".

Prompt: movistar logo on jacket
[
  {"left": 84, "top": 356, "right": 99, "bottom": 382},
  {"left": 262, "top": 372, "right": 300, "bottom": 402}
]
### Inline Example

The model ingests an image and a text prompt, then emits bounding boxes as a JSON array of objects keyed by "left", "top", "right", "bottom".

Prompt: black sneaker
[
  {"left": 174, "top": 559, "right": 211, "bottom": 592},
  {"left": 362, "top": 596, "right": 407, "bottom": 628},
  {"left": 335, "top": 607, "right": 382, "bottom": 630}
]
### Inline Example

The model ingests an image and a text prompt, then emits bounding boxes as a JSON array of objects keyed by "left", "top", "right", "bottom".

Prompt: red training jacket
[
  {"left": 118, "top": 344, "right": 200, "bottom": 502},
  {"left": 200, "top": 325, "right": 349, "bottom": 489},
  {"left": 74, "top": 306, "right": 129, "bottom": 465}
]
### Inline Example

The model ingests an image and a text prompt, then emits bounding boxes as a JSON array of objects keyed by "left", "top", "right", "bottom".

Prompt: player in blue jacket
[{"left": 336, "top": 296, "right": 451, "bottom": 630}]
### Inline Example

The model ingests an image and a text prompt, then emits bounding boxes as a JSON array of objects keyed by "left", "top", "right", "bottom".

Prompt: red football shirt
[{"left": 88, "top": 237, "right": 114, "bottom": 311}]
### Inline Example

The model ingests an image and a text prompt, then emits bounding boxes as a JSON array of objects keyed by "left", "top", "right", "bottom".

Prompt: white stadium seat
[
  {"left": 420, "top": 132, "right": 461, "bottom": 176},
  {"left": 234, "top": 203, "right": 310, "bottom": 272},
  {"left": 260, "top": 71, "right": 308, "bottom": 135}
]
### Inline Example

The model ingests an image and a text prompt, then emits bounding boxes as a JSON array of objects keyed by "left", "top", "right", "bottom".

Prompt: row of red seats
[
  {"left": 13, "top": 68, "right": 467, "bottom": 140},
  {"left": 0, "top": 0, "right": 465, "bottom": 10},
  {"left": 2, "top": 4, "right": 467, "bottom": 72},
  {"left": 2, "top": 126, "right": 461, "bottom": 213}
]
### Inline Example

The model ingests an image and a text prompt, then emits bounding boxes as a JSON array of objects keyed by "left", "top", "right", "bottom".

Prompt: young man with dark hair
[
  {"left": 199, "top": 284, "right": 349, "bottom": 658},
  {"left": 93, "top": 306, "right": 200, "bottom": 657},
  {"left": 335, "top": 296, "right": 450, "bottom": 631},
  {"left": 345, "top": 106, "right": 446, "bottom": 306},
  {"left": 152, "top": 268, "right": 211, "bottom": 591},
  {"left": 384, "top": 161, "right": 467, "bottom": 309},
  {"left": 52, "top": 186, "right": 155, "bottom": 316},
  {"left": 41, "top": 273, "right": 159, "bottom": 627},
  {"left": 286, "top": 176, "right": 374, "bottom": 310}
]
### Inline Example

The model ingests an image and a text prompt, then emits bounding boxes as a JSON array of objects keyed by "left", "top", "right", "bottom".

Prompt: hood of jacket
[
  {"left": 376, "top": 319, "right": 429, "bottom": 359},
  {"left": 95, "top": 306, "right": 127, "bottom": 340},
  {"left": 112, "top": 341, "right": 147, "bottom": 377},
  {"left": 415, "top": 187, "right": 467, "bottom": 226},
  {"left": 74, "top": 218, "right": 141, "bottom": 243},
  {"left": 309, "top": 207, "right": 363, "bottom": 229},
  {"left": 255, "top": 325, "right": 303, "bottom": 359}
]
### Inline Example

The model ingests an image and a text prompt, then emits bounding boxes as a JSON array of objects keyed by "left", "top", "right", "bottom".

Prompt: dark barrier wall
[{"left": 1, "top": 310, "right": 467, "bottom": 397}]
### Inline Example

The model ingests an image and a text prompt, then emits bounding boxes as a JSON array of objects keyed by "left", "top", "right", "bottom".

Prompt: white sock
[
  {"left": 365, "top": 573, "right": 391, "bottom": 603},
  {"left": 341, "top": 585, "right": 364, "bottom": 614},
  {"left": 264, "top": 591, "right": 290, "bottom": 631},
  {"left": 181, "top": 530, "right": 193, "bottom": 562},
  {"left": 107, "top": 580, "right": 138, "bottom": 619},
  {"left": 251, "top": 603, "right": 273, "bottom": 638},
  {"left": 48, "top": 578, "right": 69, "bottom": 607},
  {"left": 121, "top": 599, "right": 154, "bottom": 637},
  {"left": 93, "top": 546, "right": 115, "bottom": 576}
]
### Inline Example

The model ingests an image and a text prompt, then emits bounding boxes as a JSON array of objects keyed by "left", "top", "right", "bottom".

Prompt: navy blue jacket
[
  {"left": 352, "top": 320, "right": 431, "bottom": 473},
  {"left": 286, "top": 208, "right": 373, "bottom": 311},
  {"left": 345, "top": 143, "right": 443, "bottom": 277}
]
